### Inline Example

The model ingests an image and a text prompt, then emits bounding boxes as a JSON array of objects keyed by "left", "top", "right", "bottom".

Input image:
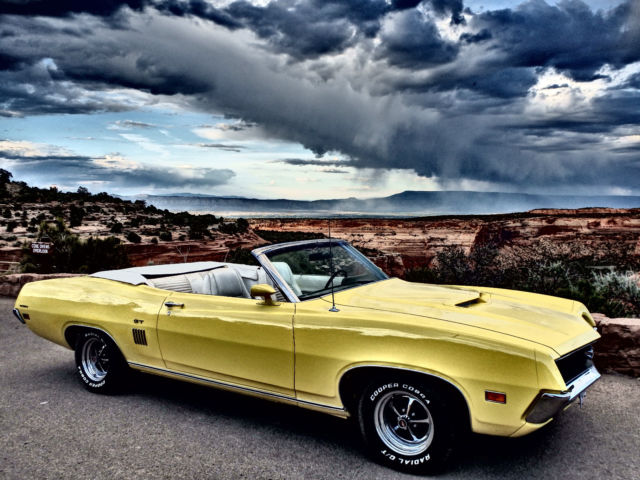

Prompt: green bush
[{"left": 126, "top": 231, "right": 141, "bottom": 243}]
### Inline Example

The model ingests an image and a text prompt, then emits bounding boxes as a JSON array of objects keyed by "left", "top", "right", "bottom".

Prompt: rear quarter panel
[{"left": 15, "top": 277, "right": 169, "bottom": 368}]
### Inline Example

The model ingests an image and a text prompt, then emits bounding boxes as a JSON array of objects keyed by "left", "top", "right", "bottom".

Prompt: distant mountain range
[{"left": 133, "top": 190, "right": 640, "bottom": 217}]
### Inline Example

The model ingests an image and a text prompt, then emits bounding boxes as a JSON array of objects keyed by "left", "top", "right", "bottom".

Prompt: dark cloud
[
  {"left": 155, "top": 0, "right": 241, "bottom": 29},
  {"left": 376, "top": 9, "right": 459, "bottom": 68},
  {"left": 0, "top": 150, "right": 235, "bottom": 190},
  {"left": 113, "top": 120, "right": 156, "bottom": 128},
  {"left": 0, "top": 57, "right": 138, "bottom": 115},
  {"left": 431, "top": 0, "right": 465, "bottom": 24},
  {"left": 276, "top": 158, "right": 351, "bottom": 167},
  {"left": 0, "top": 1, "right": 639, "bottom": 194},
  {"left": 0, "top": 0, "right": 146, "bottom": 17},
  {"left": 197, "top": 143, "right": 247, "bottom": 152},
  {"left": 471, "top": 0, "right": 640, "bottom": 82},
  {"left": 224, "top": 0, "right": 388, "bottom": 59},
  {"left": 459, "top": 28, "right": 491, "bottom": 44}
]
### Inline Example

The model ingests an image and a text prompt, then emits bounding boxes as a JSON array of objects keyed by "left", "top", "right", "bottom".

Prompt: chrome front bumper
[
  {"left": 12, "top": 308, "right": 25, "bottom": 324},
  {"left": 525, "top": 365, "right": 601, "bottom": 424}
]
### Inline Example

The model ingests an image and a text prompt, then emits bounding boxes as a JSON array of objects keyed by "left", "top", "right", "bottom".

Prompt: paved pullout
[{"left": 1, "top": 296, "right": 638, "bottom": 480}]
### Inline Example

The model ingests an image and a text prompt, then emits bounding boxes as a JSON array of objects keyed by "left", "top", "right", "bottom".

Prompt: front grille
[
  {"left": 132, "top": 328, "right": 148, "bottom": 346},
  {"left": 556, "top": 343, "right": 594, "bottom": 385}
]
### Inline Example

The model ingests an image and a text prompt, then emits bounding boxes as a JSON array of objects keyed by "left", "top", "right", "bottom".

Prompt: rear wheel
[
  {"left": 74, "top": 330, "right": 127, "bottom": 393},
  {"left": 358, "top": 378, "right": 459, "bottom": 474}
]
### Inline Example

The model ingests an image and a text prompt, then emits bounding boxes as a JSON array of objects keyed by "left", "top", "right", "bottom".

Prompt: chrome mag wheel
[
  {"left": 373, "top": 390, "right": 434, "bottom": 456},
  {"left": 81, "top": 336, "right": 110, "bottom": 382}
]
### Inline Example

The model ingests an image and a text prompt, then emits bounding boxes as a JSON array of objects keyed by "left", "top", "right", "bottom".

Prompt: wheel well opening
[
  {"left": 339, "top": 367, "right": 471, "bottom": 429},
  {"left": 64, "top": 325, "right": 85, "bottom": 349}
]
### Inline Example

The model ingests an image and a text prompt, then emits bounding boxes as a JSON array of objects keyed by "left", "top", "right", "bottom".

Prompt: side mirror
[{"left": 250, "top": 284, "right": 279, "bottom": 306}]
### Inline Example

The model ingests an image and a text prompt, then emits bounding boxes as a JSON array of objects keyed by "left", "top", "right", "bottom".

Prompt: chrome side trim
[
  {"left": 525, "top": 365, "right": 601, "bottom": 424},
  {"left": 12, "top": 308, "right": 25, "bottom": 325},
  {"left": 128, "top": 361, "right": 345, "bottom": 413}
]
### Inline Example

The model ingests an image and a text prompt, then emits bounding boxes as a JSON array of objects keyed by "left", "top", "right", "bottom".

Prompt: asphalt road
[{"left": 1, "top": 296, "right": 639, "bottom": 480}]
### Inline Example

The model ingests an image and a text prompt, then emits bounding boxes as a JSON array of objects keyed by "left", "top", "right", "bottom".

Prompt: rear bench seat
[{"left": 146, "top": 264, "right": 272, "bottom": 298}]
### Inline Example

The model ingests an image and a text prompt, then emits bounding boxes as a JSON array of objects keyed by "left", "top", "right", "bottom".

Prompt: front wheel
[
  {"left": 74, "top": 331, "right": 127, "bottom": 393},
  {"left": 357, "top": 379, "right": 459, "bottom": 474}
]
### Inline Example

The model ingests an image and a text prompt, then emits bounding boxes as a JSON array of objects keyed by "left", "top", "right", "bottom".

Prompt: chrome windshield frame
[{"left": 251, "top": 239, "right": 388, "bottom": 304}]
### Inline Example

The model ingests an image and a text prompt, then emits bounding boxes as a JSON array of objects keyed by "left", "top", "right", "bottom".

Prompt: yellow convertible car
[{"left": 13, "top": 239, "right": 600, "bottom": 474}]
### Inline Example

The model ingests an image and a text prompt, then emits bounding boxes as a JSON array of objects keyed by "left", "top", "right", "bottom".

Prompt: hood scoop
[{"left": 456, "top": 292, "right": 490, "bottom": 308}]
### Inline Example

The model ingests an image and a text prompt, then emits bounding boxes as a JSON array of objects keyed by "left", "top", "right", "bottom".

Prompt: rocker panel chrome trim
[{"left": 128, "top": 361, "right": 346, "bottom": 414}]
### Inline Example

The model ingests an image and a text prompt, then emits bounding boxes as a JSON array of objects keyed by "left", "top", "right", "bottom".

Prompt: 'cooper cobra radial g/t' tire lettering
[
  {"left": 74, "top": 330, "right": 127, "bottom": 394},
  {"left": 357, "top": 378, "right": 459, "bottom": 474}
]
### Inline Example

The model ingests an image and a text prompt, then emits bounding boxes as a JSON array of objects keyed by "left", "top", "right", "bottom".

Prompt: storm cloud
[
  {"left": 0, "top": 143, "right": 235, "bottom": 190},
  {"left": 0, "top": 0, "right": 639, "bottom": 194}
]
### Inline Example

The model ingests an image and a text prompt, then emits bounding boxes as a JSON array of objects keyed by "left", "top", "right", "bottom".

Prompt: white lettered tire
[
  {"left": 358, "top": 378, "right": 458, "bottom": 474},
  {"left": 74, "top": 330, "right": 127, "bottom": 394}
]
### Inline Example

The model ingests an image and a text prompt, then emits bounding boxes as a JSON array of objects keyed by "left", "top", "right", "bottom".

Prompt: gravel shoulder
[{"left": 1, "top": 296, "right": 638, "bottom": 480}]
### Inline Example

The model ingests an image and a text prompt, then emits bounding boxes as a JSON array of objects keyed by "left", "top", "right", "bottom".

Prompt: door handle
[{"left": 165, "top": 301, "right": 185, "bottom": 308}]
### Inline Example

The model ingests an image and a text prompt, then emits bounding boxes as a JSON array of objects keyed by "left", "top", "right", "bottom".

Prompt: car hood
[{"left": 325, "top": 278, "right": 598, "bottom": 355}]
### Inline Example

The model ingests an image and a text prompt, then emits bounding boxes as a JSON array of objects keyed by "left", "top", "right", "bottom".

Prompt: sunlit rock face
[
  {"left": 251, "top": 208, "right": 640, "bottom": 277},
  {"left": 593, "top": 313, "right": 640, "bottom": 378}
]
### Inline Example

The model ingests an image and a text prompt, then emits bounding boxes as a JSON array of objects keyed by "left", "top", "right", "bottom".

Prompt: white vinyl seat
[
  {"left": 210, "top": 267, "right": 250, "bottom": 298},
  {"left": 272, "top": 261, "right": 302, "bottom": 296},
  {"left": 148, "top": 274, "right": 193, "bottom": 293}
]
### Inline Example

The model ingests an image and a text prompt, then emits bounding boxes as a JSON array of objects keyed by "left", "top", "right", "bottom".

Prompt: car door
[{"left": 156, "top": 291, "right": 295, "bottom": 396}]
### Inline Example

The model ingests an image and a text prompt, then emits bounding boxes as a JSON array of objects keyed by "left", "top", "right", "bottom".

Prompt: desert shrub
[
  {"left": 188, "top": 215, "right": 212, "bottom": 239},
  {"left": 218, "top": 222, "right": 238, "bottom": 235},
  {"left": 109, "top": 221, "right": 123, "bottom": 233},
  {"left": 159, "top": 231, "right": 172, "bottom": 241},
  {"left": 225, "top": 248, "right": 260, "bottom": 266},
  {"left": 150, "top": 237, "right": 158, "bottom": 244},
  {"left": 20, "top": 222, "right": 129, "bottom": 273},
  {"left": 6, "top": 235, "right": 17, "bottom": 241},
  {"left": 126, "top": 231, "right": 141, "bottom": 243},
  {"left": 404, "top": 242, "right": 640, "bottom": 318},
  {"left": 69, "top": 205, "right": 85, "bottom": 227},
  {"left": 236, "top": 218, "right": 249, "bottom": 233},
  {"left": 589, "top": 271, "right": 640, "bottom": 318},
  {"left": 6, "top": 220, "right": 17, "bottom": 232}
]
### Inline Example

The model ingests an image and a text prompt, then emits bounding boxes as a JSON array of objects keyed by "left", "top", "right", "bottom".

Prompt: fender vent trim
[{"left": 132, "top": 328, "right": 148, "bottom": 346}]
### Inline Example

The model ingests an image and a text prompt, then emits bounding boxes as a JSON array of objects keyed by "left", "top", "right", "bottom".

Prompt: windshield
[{"left": 264, "top": 242, "right": 388, "bottom": 301}]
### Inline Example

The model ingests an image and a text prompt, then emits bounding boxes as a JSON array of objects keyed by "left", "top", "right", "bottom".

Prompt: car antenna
[{"left": 328, "top": 217, "right": 340, "bottom": 313}]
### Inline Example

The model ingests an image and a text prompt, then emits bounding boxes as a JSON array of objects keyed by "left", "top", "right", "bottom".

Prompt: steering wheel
[{"left": 324, "top": 269, "right": 348, "bottom": 289}]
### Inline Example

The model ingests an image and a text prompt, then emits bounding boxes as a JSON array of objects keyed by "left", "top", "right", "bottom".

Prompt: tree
[
  {"left": 69, "top": 205, "right": 85, "bottom": 227},
  {"left": 0, "top": 169, "right": 12, "bottom": 185},
  {"left": 76, "top": 186, "right": 90, "bottom": 198}
]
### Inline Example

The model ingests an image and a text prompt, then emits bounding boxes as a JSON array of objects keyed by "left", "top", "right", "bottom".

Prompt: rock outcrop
[
  {"left": 251, "top": 209, "right": 640, "bottom": 276},
  {"left": 593, "top": 313, "right": 640, "bottom": 377}
]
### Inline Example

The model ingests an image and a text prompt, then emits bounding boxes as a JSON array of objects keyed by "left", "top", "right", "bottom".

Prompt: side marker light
[{"left": 485, "top": 391, "right": 507, "bottom": 404}]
